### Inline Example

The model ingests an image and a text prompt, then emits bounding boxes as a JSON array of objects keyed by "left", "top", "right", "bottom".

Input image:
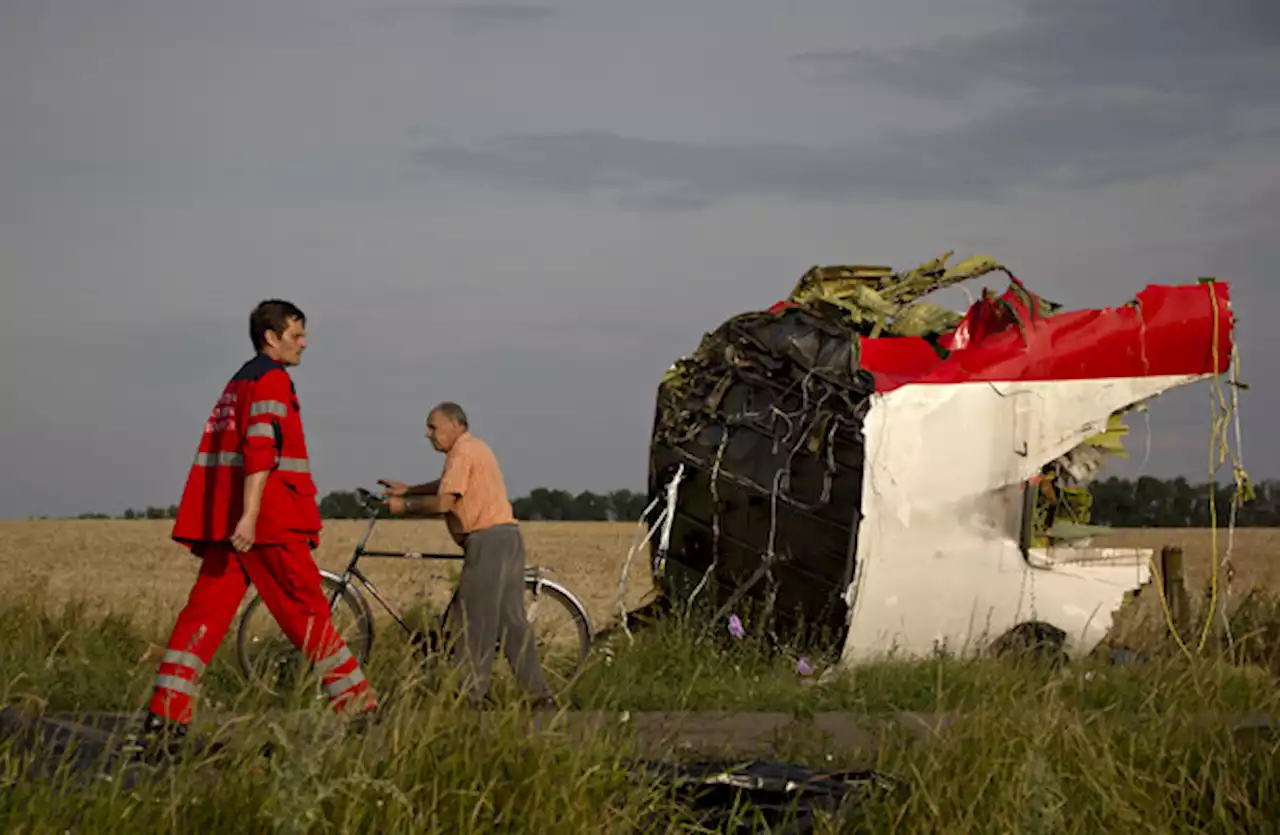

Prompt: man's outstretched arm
[
  {"left": 377, "top": 478, "right": 440, "bottom": 497},
  {"left": 388, "top": 443, "right": 466, "bottom": 516},
  {"left": 394, "top": 492, "right": 457, "bottom": 517}
]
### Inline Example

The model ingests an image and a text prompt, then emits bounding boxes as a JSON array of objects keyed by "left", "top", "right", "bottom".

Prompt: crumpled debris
[
  {"left": 647, "top": 252, "right": 1153, "bottom": 648},
  {"left": 0, "top": 708, "right": 237, "bottom": 792},
  {"left": 780, "top": 251, "right": 1006, "bottom": 338},
  {"left": 779, "top": 254, "right": 1137, "bottom": 550},
  {"left": 649, "top": 284, "right": 880, "bottom": 647},
  {"left": 3, "top": 708, "right": 145, "bottom": 791},
  {"left": 634, "top": 758, "right": 899, "bottom": 833}
]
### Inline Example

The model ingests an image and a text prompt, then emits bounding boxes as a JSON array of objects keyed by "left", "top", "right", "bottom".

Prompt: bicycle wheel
[
  {"left": 235, "top": 570, "right": 376, "bottom": 696},
  {"left": 522, "top": 576, "right": 593, "bottom": 695},
  {"left": 435, "top": 575, "right": 593, "bottom": 698}
]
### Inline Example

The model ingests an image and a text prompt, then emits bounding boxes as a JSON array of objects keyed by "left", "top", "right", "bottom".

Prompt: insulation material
[{"left": 647, "top": 254, "right": 1234, "bottom": 661}]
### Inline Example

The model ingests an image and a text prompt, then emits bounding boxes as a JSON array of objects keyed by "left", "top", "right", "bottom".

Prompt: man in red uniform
[{"left": 131, "top": 299, "right": 376, "bottom": 754}]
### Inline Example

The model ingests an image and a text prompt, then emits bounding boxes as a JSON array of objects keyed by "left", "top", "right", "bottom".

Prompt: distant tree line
[
  {"left": 62, "top": 477, "right": 1277, "bottom": 526},
  {"left": 75, "top": 489, "right": 653, "bottom": 523},
  {"left": 1087, "top": 476, "right": 1272, "bottom": 528},
  {"left": 74, "top": 505, "right": 179, "bottom": 520},
  {"left": 315, "top": 487, "right": 652, "bottom": 522}
]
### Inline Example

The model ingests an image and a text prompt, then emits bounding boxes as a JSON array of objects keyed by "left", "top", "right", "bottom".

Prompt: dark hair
[
  {"left": 249, "top": 299, "right": 306, "bottom": 352},
  {"left": 431, "top": 401, "right": 469, "bottom": 428}
]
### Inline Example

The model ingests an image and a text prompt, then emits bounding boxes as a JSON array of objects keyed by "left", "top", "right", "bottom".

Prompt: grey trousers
[{"left": 448, "top": 524, "right": 553, "bottom": 704}]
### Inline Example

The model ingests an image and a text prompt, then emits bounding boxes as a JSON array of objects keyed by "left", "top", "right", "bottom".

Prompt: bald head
[
  {"left": 430, "top": 401, "right": 468, "bottom": 428},
  {"left": 426, "top": 401, "right": 469, "bottom": 452}
]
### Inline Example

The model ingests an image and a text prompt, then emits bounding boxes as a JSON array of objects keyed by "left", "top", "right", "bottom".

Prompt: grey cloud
[
  {"left": 441, "top": 4, "right": 558, "bottom": 33},
  {"left": 790, "top": 49, "right": 979, "bottom": 98},
  {"left": 412, "top": 87, "right": 1270, "bottom": 208},
  {"left": 360, "top": 3, "right": 559, "bottom": 34},
  {"left": 789, "top": 0, "right": 1280, "bottom": 104},
  {"left": 1204, "top": 185, "right": 1280, "bottom": 236},
  {"left": 413, "top": 0, "right": 1278, "bottom": 210}
]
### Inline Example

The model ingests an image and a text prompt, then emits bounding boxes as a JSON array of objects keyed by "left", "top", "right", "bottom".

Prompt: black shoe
[
  {"left": 345, "top": 709, "right": 382, "bottom": 738},
  {"left": 119, "top": 712, "right": 190, "bottom": 764},
  {"left": 529, "top": 695, "right": 560, "bottom": 711}
]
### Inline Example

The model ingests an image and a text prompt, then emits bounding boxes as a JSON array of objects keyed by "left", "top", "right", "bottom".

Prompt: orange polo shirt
[{"left": 437, "top": 431, "right": 517, "bottom": 538}]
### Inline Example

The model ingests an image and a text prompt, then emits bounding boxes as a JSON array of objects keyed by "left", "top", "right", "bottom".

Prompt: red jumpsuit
[{"left": 149, "top": 353, "right": 375, "bottom": 725}]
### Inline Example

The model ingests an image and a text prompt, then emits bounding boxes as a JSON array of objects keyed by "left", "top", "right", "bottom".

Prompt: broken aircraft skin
[{"left": 646, "top": 254, "right": 1236, "bottom": 663}]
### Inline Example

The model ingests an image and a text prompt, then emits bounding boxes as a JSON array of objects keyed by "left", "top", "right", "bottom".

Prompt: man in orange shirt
[{"left": 379, "top": 402, "right": 555, "bottom": 708}]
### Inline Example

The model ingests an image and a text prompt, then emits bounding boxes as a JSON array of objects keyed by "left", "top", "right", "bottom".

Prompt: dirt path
[{"left": 8, "top": 706, "right": 1278, "bottom": 778}]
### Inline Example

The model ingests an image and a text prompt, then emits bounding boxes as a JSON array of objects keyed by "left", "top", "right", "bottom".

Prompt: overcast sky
[{"left": 2, "top": 0, "right": 1277, "bottom": 519}]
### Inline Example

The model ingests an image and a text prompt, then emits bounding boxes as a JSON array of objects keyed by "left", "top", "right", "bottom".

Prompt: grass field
[{"left": 3, "top": 520, "right": 1279, "bottom": 832}]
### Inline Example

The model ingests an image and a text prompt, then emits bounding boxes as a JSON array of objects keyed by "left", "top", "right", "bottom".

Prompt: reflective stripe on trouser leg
[
  {"left": 148, "top": 546, "right": 251, "bottom": 725},
  {"left": 150, "top": 645, "right": 209, "bottom": 723},
  {"left": 236, "top": 542, "right": 377, "bottom": 716},
  {"left": 315, "top": 642, "right": 375, "bottom": 716}
]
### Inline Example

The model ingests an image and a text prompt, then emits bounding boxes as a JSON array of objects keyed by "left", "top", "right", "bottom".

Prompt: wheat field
[
  {"left": 2, "top": 519, "right": 1276, "bottom": 632},
  {"left": 0, "top": 519, "right": 660, "bottom": 632}
]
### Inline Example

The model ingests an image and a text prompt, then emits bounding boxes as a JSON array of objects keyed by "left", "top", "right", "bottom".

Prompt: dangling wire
[
  {"left": 1197, "top": 285, "right": 1249, "bottom": 654},
  {"left": 614, "top": 464, "right": 685, "bottom": 643},
  {"left": 686, "top": 433, "right": 729, "bottom": 610},
  {"left": 1142, "top": 282, "right": 1247, "bottom": 660}
]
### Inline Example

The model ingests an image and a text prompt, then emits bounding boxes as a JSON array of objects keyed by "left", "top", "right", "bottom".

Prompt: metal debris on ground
[
  {"left": 2, "top": 706, "right": 902, "bottom": 833},
  {"left": 0, "top": 707, "right": 230, "bottom": 792},
  {"left": 633, "top": 758, "right": 899, "bottom": 833}
]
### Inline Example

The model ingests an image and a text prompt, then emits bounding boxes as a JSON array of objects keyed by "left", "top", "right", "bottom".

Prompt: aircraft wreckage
[{"left": 645, "top": 253, "right": 1236, "bottom": 663}]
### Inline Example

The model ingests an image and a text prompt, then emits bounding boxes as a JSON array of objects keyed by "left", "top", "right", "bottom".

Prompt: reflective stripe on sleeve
[
  {"left": 249, "top": 401, "right": 288, "bottom": 418},
  {"left": 194, "top": 451, "right": 308, "bottom": 472},
  {"left": 245, "top": 424, "right": 276, "bottom": 439},
  {"left": 194, "top": 452, "right": 244, "bottom": 467}
]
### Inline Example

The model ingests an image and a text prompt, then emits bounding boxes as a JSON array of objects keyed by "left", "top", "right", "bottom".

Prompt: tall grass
[
  {"left": 0, "top": 592, "right": 684, "bottom": 833},
  {"left": 3, "top": 587, "right": 1279, "bottom": 833}
]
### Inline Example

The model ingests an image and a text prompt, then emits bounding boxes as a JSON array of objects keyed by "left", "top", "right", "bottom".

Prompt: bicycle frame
[
  {"left": 320, "top": 497, "right": 465, "bottom": 641},
  {"left": 237, "top": 487, "right": 595, "bottom": 695},
  {"left": 325, "top": 489, "right": 566, "bottom": 643}
]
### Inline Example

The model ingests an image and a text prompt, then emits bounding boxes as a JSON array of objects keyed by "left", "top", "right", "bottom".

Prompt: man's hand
[
  {"left": 231, "top": 512, "right": 257, "bottom": 552},
  {"left": 378, "top": 479, "right": 409, "bottom": 498},
  {"left": 384, "top": 496, "right": 407, "bottom": 515},
  {"left": 235, "top": 470, "right": 269, "bottom": 552}
]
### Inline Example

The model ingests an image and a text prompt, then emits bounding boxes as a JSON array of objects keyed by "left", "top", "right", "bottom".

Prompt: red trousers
[{"left": 148, "top": 542, "right": 375, "bottom": 724}]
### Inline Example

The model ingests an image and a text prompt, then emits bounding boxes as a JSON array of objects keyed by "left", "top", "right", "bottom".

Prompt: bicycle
[{"left": 235, "top": 487, "right": 594, "bottom": 699}]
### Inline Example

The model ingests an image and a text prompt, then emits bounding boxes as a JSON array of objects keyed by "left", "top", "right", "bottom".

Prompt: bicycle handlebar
[{"left": 355, "top": 487, "right": 384, "bottom": 515}]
